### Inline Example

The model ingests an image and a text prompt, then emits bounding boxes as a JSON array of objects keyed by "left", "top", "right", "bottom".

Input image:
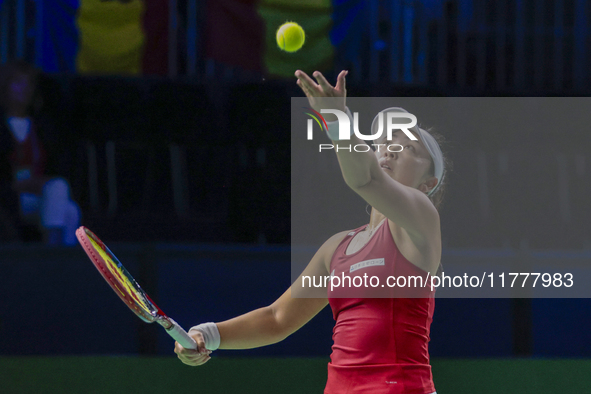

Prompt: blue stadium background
[{"left": 1, "top": 0, "right": 591, "bottom": 393}]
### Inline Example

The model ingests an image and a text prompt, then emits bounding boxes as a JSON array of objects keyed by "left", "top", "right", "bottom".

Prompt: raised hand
[{"left": 295, "top": 70, "right": 348, "bottom": 115}]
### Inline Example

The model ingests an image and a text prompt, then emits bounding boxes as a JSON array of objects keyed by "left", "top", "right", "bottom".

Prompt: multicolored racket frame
[{"left": 76, "top": 226, "right": 197, "bottom": 349}]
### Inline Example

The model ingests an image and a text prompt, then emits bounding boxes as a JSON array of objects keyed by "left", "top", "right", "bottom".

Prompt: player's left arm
[
  {"left": 350, "top": 169, "right": 440, "bottom": 247},
  {"left": 345, "top": 157, "right": 441, "bottom": 277},
  {"left": 332, "top": 133, "right": 439, "bottom": 240},
  {"left": 295, "top": 70, "right": 438, "bottom": 244}
]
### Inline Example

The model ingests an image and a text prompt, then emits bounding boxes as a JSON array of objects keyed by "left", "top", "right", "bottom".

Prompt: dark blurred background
[{"left": 0, "top": 0, "right": 590, "bottom": 393}]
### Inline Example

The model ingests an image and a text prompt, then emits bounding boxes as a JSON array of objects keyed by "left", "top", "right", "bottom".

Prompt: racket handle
[{"left": 166, "top": 318, "right": 198, "bottom": 350}]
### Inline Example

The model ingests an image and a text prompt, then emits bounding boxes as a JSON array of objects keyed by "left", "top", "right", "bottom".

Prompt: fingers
[
  {"left": 295, "top": 69, "right": 348, "bottom": 96},
  {"left": 335, "top": 70, "right": 348, "bottom": 92},
  {"left": 178, "top": 352, "right": 211, "bottom": 367},
  {"left": 296, "top": 79, "right": 313, "bottom": 97},
  {"left": 185, "top": 330, "right": 209, "bottom": 354},
  {"left": 295, "top": 70, "right": 320, "bottom": 93},
  {"left": 192, "top": 333, "right": 208, "bottom": 354},
  {"left": 312, "top": 71, "right": 333, "bottom": 93},
  {"left": 174, "top": 341, "right": 212, "bottom": 367}
]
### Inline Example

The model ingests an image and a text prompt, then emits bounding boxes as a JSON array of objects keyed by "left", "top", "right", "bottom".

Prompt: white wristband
[
  {"left": 325, "top": 107, "right": 354, "bottom": 141},
  {"left": 189, "top": 322, "right": 221, "bottom": 351}
]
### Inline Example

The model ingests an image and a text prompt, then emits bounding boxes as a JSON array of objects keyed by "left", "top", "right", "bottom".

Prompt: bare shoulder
[
  {"left": 317, "top": 230, "right": 351, "bottom": 272},
  {"left": 290, "top": 229, "right": 352, "bottom": 298}
]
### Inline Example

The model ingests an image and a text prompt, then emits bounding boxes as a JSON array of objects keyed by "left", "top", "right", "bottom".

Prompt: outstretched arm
[
  {"left": 174, "top": 231, "right": 347, "bottom": 366},
  {"left": 295, "top": 70, "right": 439, "bottom": 246},
  {"left": 215, "top": 289, "right": 327, "bottom": 350}
]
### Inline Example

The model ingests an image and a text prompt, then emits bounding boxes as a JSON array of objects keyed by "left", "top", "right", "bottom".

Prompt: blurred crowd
[{"left": 0, "top": 61, "right": 80, "bottom": 245}]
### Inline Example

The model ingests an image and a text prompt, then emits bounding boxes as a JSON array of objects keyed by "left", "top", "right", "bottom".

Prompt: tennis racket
[{"left": 76, "top": 226, "right": 197, "bottom": 350}]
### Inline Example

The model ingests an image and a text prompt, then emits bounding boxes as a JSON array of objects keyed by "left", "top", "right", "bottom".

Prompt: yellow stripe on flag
[{"left": 76, "top": 0, "right": 145, "bottom": 74}]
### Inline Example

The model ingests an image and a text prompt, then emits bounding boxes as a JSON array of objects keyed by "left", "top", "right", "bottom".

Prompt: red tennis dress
[{"left": 325, "top": 220, "right": 436, "bottom": 394}]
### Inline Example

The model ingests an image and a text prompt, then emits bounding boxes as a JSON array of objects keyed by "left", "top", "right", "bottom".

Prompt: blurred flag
[
  {"left": 76, "top": 0, "right": 145, "bottom": 74},
  {"left": 38, "top": 0, "right": 168, "bottom": 75},
  {"left": 205, "top": 0, "right": 266, "bottom": 73},
  {"left": 34, "top": 0, "right": 370, "bottom": 77},
  {"left": 206, "top": 0, "right": 335, "bottom": 77}
]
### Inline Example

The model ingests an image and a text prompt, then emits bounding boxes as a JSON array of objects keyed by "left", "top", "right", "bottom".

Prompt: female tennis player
[{"left": 175, "top": 70, "right": 447, "bottom": 394}]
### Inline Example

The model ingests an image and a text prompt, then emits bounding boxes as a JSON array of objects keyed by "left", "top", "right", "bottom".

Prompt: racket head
[{"left": 76, "top": 226, "right": 166, "bottom": 324}]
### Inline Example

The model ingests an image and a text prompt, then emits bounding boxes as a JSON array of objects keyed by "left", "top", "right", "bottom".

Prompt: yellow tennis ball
[{"left": 276, "top": 22, "right": 305, "bottom": 52}]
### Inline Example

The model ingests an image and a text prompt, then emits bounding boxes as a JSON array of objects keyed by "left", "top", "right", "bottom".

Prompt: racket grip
[{"left": 166, "top": 318, "right": 198, "bottom": 350}]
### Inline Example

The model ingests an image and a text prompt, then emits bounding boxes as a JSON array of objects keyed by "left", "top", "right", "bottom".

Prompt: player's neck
[{"left": 368, "top": 209, "right": 387, "bottom": 232}]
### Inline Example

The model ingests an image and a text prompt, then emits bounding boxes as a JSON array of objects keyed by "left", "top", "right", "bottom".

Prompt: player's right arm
[{"left": 174, "top": 230, "right": 348, "bottom": 366}]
